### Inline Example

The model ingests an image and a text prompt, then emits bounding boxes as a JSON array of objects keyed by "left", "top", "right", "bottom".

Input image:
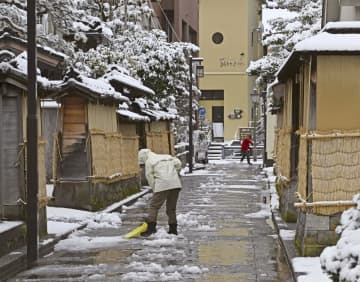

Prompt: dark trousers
[
  {"left": 240, "top": 150, "right": 251, "bottom": 164},
  {"left": 147, "top": 188, "right": 181, "bottom": 224}
]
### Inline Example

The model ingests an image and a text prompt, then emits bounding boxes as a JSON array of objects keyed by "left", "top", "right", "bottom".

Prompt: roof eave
[{"left": 277, "top": 50, "right": 360, "bottom": 82}]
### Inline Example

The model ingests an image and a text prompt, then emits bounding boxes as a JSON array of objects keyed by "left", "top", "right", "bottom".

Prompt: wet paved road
[{"left": 10, "top": 160, "right": 292, "bottom": 281}]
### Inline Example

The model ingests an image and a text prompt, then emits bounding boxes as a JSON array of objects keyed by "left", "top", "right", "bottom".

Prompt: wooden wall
[
  {"left": 41, "top": 106, "right": 60, "bottom": 182},
  {"left": 0, "top": 85, "right": 24, "bottom": 216},
  {"left": 150, "top": 120, "right": 167, "bottom": 132},
  {"left": 118, "top": 123, "right": 137, "bottom": 136},
  {"left": 0, "top": 83, "right": 46, "bottom": 218},
  {"left": 88, "top": 102, "right": 117, "bottom": 132}
]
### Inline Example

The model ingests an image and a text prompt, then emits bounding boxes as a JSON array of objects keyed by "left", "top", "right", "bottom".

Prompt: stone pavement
[{"left": 6, "top": 160, "right": 293, "bottom": 281}]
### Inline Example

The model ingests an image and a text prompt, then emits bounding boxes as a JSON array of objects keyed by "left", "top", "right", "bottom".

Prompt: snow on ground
[
  {"left": 279, "top": 229, "right": 295, "bottom": 240},
  {"left": 244, "top": 203, "right": 271, "bottom": 219},
  {"left": 9, "top": 159, "right": 345, "bottom": 280},
  {"left": 293, "top": 257, "right": 332, "bottom": 282},
  {"left": 262, "top": 163, "right": 331, "bottom": 280},
  {"left": 47, "top": 206, "right": 93, "bottom": 223},
  {"left": 55, "top": 232, "right": 127, "bottom": 252},
  {"left": 47, "top": 221, "right": 80, "bottom": 237},
  {"left": 0, "top": 221, "right": 23, "bottom": 233}
]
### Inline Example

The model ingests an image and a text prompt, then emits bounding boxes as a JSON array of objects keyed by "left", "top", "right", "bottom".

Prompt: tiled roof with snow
[
  {"left": 103, "top": 69, "right": 155, "bottom": 96},
  {"left": 133, "top": 98, "right": 177, "bottom": 121},
  {"left": 0, "top": 33, "right": 68, "bottom": 60},
  {"left": 116, "top": 108, "right": 150, "bottom": 122},
  {"left": 140, "top": 108, "right": 177, "bottom": 121},
  {"left": 116, "top": 102, "right": 149, "bottom": 122},
  {"left": 54, "top": 75, "right": 129, "bottom": 103},
  {"left": 0, "top": 52, "right": 52, "bottom": 89}
]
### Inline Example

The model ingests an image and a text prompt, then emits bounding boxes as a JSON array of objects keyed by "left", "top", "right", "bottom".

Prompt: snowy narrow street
[{"left": 10, "top": 161, "right": 291, "bottom": 281}]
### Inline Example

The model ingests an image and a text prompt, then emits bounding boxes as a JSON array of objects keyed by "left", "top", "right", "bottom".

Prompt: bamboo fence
[
  {"left": 296, "top": 130, "right": 360, "bottom": 215},
  {"left": 274, "top": 128, "right": 292, "bottom": 182},
  {"left": 146, "top": 131, "right": 172, "bottom": 155},
  {"left": 90, "top": 130, "right": 139, "bottom": 183}
]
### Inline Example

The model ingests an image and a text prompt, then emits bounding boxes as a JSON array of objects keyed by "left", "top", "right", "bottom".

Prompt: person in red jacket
[{"left": 240, "top": 135, "right": 253, "bottom": 165}]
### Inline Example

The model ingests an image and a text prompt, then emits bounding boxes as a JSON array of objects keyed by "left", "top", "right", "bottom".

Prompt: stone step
[{"left": 0, "top": 221, "right": 26, "bottom": 257}]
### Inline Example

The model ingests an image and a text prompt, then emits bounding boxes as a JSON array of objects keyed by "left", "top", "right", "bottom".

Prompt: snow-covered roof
[
  {"left": 46, "top": 70, "right": 129, "bottom": 104},
  {"left": 323, "top": 21, "right": 360, "bottom": 32},
  {"left": 0, "top": 49, "right": 15, "bottom": 59},
  {"left": 140, "top": 108, "right": 177, "bottom": 121},
  {"left": 134, "top": 98, "right": 177, "bottom": 121},
  {"left": 103, "top": 69, "right": 155, "bottom": 97},
  {"left": 0, "top": 32, "right": 68, "bottom": 60},
  {"left": 0, "top": 53, "right": 51, "bottom": 90},
  {"left": 294, "top": 32, "right": 360, "bottom": 52},
  {"left": 55, "top": 77, "right": 128, "bottom": 103},
  {"left": 277, "top": 21, "right": 360, "bottom": 81},
  {"left": 293, "top": 21, "right": 360, "bottom": 52},
  {"left": 0, "top": 61, "right": 26, "bottom": 80},
  {"left": 116, "top": 108, "right": 150, "bottom": 122}
]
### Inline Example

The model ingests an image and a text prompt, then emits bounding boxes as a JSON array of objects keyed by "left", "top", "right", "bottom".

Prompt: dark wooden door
[
  {"left": 60, "top": 96, "right": 89, "bottom": 180},
  {"left": 0, "top": 92, "right": 23, "bottom": 210}
]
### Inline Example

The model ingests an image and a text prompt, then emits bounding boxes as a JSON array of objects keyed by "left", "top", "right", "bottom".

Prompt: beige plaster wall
[
  {"left": 317, "top": 55, "right": 360, "bottom": 131},
  {"left": 199, "top": 0, "right": 262, "bottom": 141}
]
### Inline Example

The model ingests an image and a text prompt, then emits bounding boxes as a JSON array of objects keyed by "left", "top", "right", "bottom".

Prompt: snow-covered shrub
[
  {"left": 320, "top": 194, "right": 360, "bottom": 281},
  {"left": 247, "top": 0, "right": 321, "bottom": 84}
]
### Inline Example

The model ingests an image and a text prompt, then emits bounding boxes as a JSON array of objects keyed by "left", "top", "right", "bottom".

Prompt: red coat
[{"left": 241, "top": 137, "right": 253, "bottom": 151}]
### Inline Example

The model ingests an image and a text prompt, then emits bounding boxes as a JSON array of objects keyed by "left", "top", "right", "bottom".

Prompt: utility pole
[
  {"left": 27, "top": 0, "right": 39, "bottom": 267},
  {"left": 262, "top": 91, "right": 267, "bottom": 166},
  {"left": 188, "top": 57, "right": 204, "bottom": 173},
  {"left": 188, "top": 56, "right": 193, "bottom": 173}
]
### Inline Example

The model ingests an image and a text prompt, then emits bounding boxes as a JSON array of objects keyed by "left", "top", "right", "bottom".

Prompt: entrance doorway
[{"left": 212, "top": 106, "right": 224, "bottom": 142}]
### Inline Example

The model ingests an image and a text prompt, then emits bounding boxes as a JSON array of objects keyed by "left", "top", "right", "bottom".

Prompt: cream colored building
[{"left": 198, "top": 0, "right": 263, "bottom": 141}]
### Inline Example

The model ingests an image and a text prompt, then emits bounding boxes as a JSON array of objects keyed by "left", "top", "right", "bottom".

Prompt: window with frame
[{"left": 200, "top": 90, "right": 224, "bottom": 100}]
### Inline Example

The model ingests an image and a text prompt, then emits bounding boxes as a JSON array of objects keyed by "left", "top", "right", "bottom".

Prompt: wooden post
[{"left": 26, "top": 0, "right": 39, "bottom": 266}]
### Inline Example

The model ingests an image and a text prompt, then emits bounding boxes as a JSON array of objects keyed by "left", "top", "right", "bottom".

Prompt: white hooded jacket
[{"left": 138, "top": 149, "right": 182, "bottom": 193}]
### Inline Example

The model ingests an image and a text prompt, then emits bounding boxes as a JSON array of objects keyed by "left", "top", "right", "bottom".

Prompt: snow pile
[
  {"left": 142, "top": 228, "right": 178, "bottom": 247},
  {"left": 279, "top": 229, "right": 295, "bottom": 240},
  {"left": 177, "top": 212, "right": 215, "bottom": 231},
  {"left": 263, "top": 166, "right": 279, "bottom": 209},
  {"left": 320, "top": 194, "right": 360, "bottom": 281},
  {"left": 293, "top": 257, "right": 332, "bottom": 282},
  {"left": 47, "top": 205, "right": 123, "bottom": 236},
  {"left": 47, "top": 206, "right": 93, "bottom": 223},
  {"left": 86, "top": 212, "right": 122, "bottom": 229},
  {"left": 55, "top": 233, "right": 126, "bottom": 252},
  {"left": 122, "top": 260, "right": 208, "bottom": 282}
]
